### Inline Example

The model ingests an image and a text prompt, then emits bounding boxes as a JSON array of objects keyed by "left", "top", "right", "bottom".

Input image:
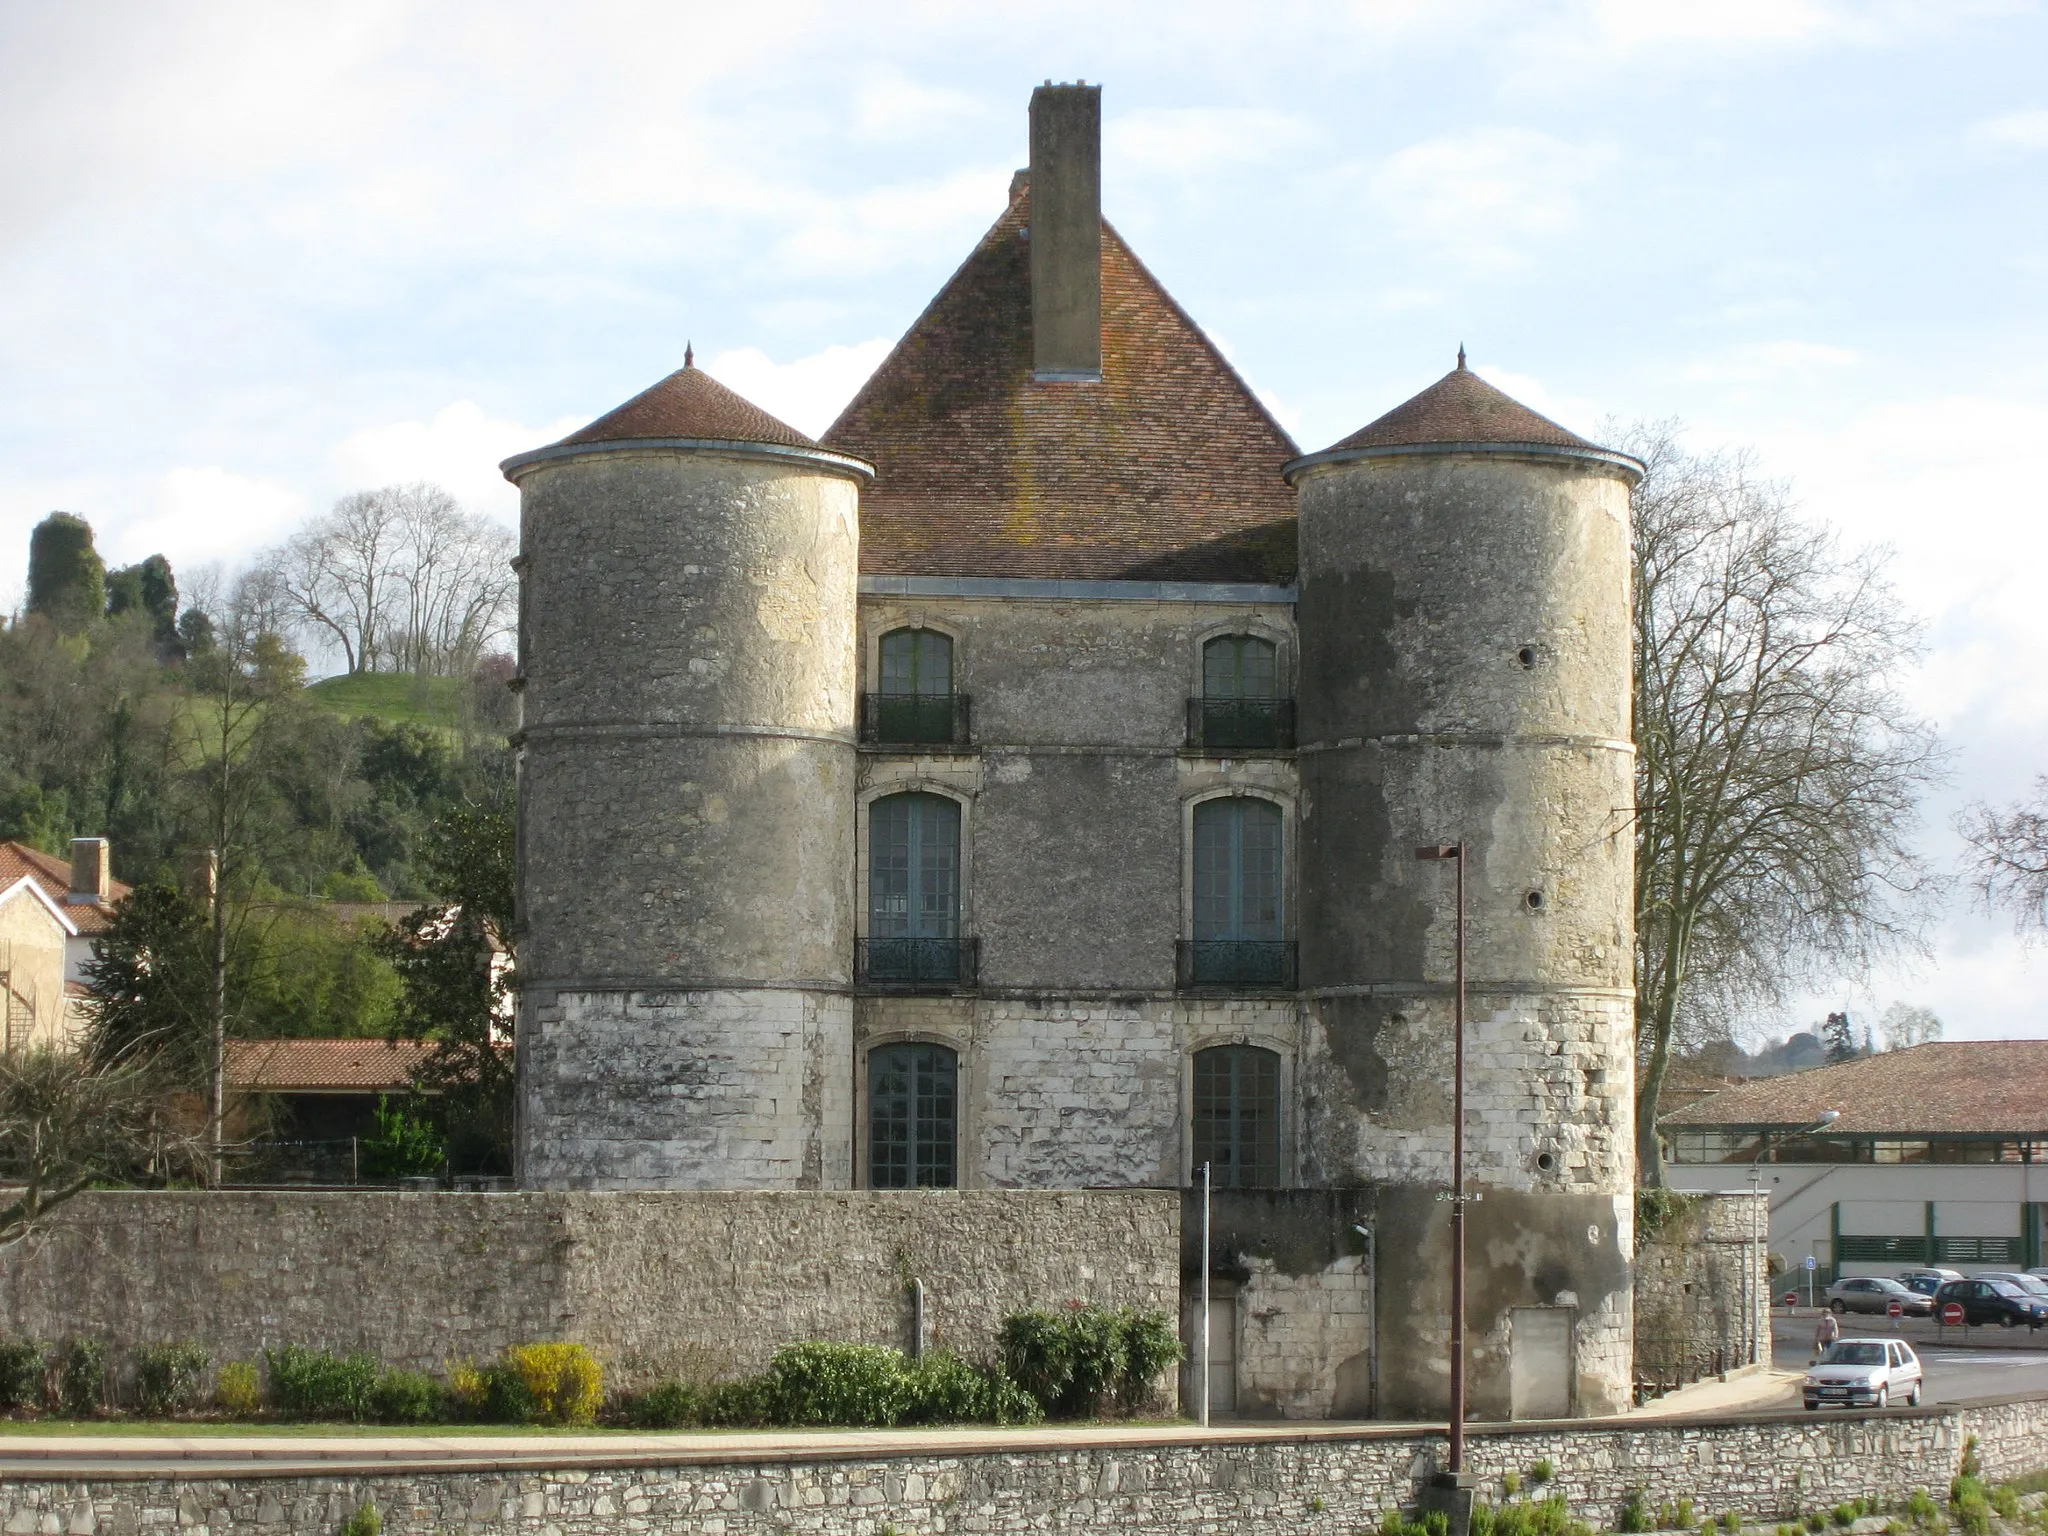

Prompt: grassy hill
[{"left": 307, "top": 673, "right": 471, "bottom": 733}]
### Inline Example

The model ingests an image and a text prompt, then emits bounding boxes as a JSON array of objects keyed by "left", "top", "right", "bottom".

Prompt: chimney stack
[
  {"left": 68, "top": 837, "right": 109, "bottom": 904},
  {"left": 1028, "top": 81, "right": 1102, "bottom": 382}
]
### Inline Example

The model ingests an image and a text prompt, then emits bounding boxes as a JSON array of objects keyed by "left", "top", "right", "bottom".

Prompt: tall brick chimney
[
  {"left": 68, "top": 837, "right": 109, "bottom": 904},
  {"left": 1028, "top": 81, "right": 1102, "bottom": 382}
]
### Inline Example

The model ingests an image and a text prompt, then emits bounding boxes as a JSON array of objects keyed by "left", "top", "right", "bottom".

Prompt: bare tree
[
  {"left": 1625, "top": 422, "right": 1945, "bottom": 1185},
  {"left": 1878, "top": 1002, "right": 1942, "bottom": 1051},
  {"left": 0, "top": 1049, "right": 202, "bottom": 1248},
  {"left": 258, "top": 484, "right": 513, "bottom": 677},
  {"left": 1961, "top": 783, "right": 2048, "bottom": 932}
]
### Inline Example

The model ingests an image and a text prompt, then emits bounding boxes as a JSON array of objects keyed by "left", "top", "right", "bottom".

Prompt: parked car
[
  {"left": 1803, "top": 1338, "right": 1923, "bottom": 1410},
  {"left": 1896, "top": 1269, "right": 1963, "bottom": 1296},
  {"left": 1978, "top": 1272, "right": 2048, "bottom": 1301},
  {"left": 1932, "top": 1278, "right": 2048, "bottom": 1328},
  {"left": 2030, "top": 1268, "right": 2048, "bottom": 1282},
  {"left": 1825, "top": 1277, "right": 1933, "bottom": 1317}
]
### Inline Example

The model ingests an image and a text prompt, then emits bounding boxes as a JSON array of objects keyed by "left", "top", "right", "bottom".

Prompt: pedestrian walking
[{"left": 1813, "top": 1309, "right": 1841, "bottom": 1360}]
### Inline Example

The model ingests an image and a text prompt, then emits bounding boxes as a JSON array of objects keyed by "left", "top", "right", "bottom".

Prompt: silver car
[{"left": 1803, "top": 1338, "right": 1923, "bottom": 1410}]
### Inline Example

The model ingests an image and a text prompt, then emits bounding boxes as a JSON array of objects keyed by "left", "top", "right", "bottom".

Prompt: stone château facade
[{"left": 503, "top": 83, "right": 1642, "bottom": 1421}]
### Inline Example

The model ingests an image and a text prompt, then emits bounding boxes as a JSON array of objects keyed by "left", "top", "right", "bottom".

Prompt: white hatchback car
[{"left": 1803, "top": 1338, "right": 1923, "bottom": 1410}]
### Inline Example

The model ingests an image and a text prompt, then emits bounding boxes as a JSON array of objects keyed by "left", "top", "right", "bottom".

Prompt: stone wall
[
  {"left": 1635, "top": 1190, "right": 1772, "bottom": 1384},
  {"left": 5, "top": 1394, "right": 2047, "bottom": 1535},
  {"left": 0, "top": 1189, "right": 1177, "bottom": 1388}
]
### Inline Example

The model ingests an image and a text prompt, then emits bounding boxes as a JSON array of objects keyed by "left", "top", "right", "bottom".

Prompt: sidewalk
[{"left": 1630, "top": 1367, "right": 1802, "bottom": 1419}]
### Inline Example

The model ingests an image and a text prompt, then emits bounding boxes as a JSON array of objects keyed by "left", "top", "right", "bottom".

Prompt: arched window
[
  {"left": 1194, "top": 635, "right": 1289, "bottom": 749},
  {"left": 870, "top": 628, "right": 961, "bottom": 745},
  {"left": 1193, "top": 1044, "right": 1281, "bottom": 1189},
  {"left": 865, "top": 792, "right": 964, "bottom": 982},
  {"left": 870, "top": 1042, "right": 958, "bottom": 1188}
]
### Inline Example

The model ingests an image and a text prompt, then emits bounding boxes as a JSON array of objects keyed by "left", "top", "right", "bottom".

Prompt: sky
[{"left": 2, "top": 0, "right": 2045, "bottom": 1042}]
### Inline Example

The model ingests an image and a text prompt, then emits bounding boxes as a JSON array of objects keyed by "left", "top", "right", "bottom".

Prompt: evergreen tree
[
  {"left": 25, "top": 513, "right": 106, "bottom": 632},
  {"left": 105, "top": 555, "right": 181, "bottom": 655},
  {"left": 1822, "top": 1010, "right": 1858, "bottom": 1063}
]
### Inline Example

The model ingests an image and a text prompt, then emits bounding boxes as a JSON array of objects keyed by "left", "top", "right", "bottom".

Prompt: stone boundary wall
[
  {"left": 4, "top": 1394, "right": 2046, "bottom": 1535},
  {"left": 1634, "top": 1190, "right": 1771, "bottom": 1383},
  {"left": 0, "top": 1190, "right": 1177, "bottom": 1387}
]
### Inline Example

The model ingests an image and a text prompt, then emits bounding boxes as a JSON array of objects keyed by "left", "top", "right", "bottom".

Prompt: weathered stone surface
[
  {"left": 0, "top": 1190, "right": 1176, "bottom": 1389},
  {"left": 1635, "top": 1191, "right": 1773, "bottom": 1382},
  {"left": 5, "top": 1396, "right": 2048, "bottom": 1533}
]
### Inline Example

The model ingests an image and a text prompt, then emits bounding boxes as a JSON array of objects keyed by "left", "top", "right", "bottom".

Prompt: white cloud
[
  {"left": 1682, "top": 341, "right": 1862, "bottom": 384},
  {"left": 1371, "top": 128, "right": 1617, "bottom": 273},
  {"left": 701, "top": 340, "right": 894, "bottom": 440},
  {"left": 116, "top": 467, "right": 309, "bottom": 573},
  {"left": 1971, "top": 108, "right": 2048, "bottom": 150},
  {"left": 330, "top": 402, "right": 581, "bottom": 522},
  {"left": 774, "top": 169, "right": 1011, "bottom": 279},
  {"left": 1108, "top": 109, "right": 1312, "bottom": 175},
  {"left": 1469, "top": 364, "right": 1607, "bottom": 440}
]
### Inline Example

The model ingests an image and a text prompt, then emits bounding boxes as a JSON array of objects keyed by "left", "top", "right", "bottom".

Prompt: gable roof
[
  {"left": 1660, "top": 1041, "right": 2048, "bottom": 1138},
  {"left": 1323, "top": 359, "right": 1594, "bottom": 454},
  {"left": 822, "top": 185, "right": 1301, "bottom": 584},
  {"left": 224, "top": 1038, "right": 437, "bottom": 1094},
  {"left": 0, "top": 842, "right": 127, "bottom": 936},
  {"left": 555, "top": 357, "right": 819, "bottom": 451}
]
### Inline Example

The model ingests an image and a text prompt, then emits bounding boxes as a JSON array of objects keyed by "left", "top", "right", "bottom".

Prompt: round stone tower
[
  {"left": 1286, "top": 355, "right": 1643, "bottom": 1418},
  {"left": 502, "top": 357, "right": 872, "bottom": 1189}
]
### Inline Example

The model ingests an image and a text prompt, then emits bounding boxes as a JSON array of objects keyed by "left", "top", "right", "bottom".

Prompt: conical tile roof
[
  {"left": 556, "top": 354, "right": 818, "bottom": 451},
  {"left": 1323, "top": 356, "right": 1593, "bottom": 454},
  {"left": 823, "top": 185, "right": 1300, "bottom": 583}
]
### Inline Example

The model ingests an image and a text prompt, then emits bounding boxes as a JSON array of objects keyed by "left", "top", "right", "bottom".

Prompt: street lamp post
[{"left": 1415, "top": 842, "right": 1470, "bottom": 1495}]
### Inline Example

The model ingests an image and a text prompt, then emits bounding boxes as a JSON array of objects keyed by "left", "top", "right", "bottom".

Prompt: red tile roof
[
  {"left": 224, "top": 1038, "right": 435, "bottom": 1093},
  {"left": 1661, "top": 1042, "right": 2048, "bottom": 1137},
  {"left": 823, "top": 185, "right": 1301, "bottom": 583},
  {"left": 556, "top": 356, "right": 820, "bottom": 451},
  {"left": 0, "top": 841, "right": 127, "bottom": 936},
  {"left": 1322, "top": 360, "right": 1593, "bottom": 454}
]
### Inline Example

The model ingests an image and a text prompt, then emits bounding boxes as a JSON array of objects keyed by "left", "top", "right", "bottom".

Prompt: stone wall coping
[{"left": 7, "top": 1392, "right": 2045, "bottom": 1480}]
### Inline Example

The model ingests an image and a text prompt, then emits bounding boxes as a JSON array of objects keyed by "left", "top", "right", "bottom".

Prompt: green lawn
[{"left": 307, "top": 673, "right": 470, "bottom": 733}]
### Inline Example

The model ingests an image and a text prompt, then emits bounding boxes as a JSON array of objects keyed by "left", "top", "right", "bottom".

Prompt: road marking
[{"left": 1926, "top": 1354, "right": 2048, "bottom": 1366}]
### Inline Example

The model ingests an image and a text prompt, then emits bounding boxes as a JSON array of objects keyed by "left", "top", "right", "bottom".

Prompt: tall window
[
  {"left": 1195, "top": 635, "right": 1288, "bottom": 749},
  {"left": 872, "top": 628, "right": 959, "bottom": 745},
  {"left": 1193, "top": 1045, "right": 1281, "bottom": 1189},
  {"left": 866, "top": 792, "right": 963, "bottom": 981},
  {"left": 1187, "top": 797, "right": 1286, "bottom": 985},
  {"left": 870, "top": 1042, "right": 957, "bottom": 1188}
]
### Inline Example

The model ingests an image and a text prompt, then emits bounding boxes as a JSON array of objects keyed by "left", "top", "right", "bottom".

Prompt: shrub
[
  {"left": 134, "top": 1343, "right": 211, "bottom": 1417},
  {"left": 1906, "top": 1492, "right": 1940, "bottom": 1526},
  {"left": 358, "top": 1098, "right": 445, "bottom": 1181},
  {"left": 1618, "top": 1489, "right": 1649, "bottom": 1534},
  {"left": 1990, "top": 1486, "right": 2019, "bottom": 1521},
  {"left": 0, "top": 1341, "right": 45, "bottom": 1412},
  {"left": 1805, "top": 1513, "right": 1829, "bottom": 1533},
  {"left": 1503, "top": 1473, "right": 1524, "bottom": 1498},
  {"left": 507, "top": 1343, "right": 603, "bottom": 1427},
  {"left": 1834, "top": 1506, "right": 1858, "bottom": 1527},
  {"left": 1382, "top": 1512, "right": 1451, "bottom": 1536},
  {"left": 1960, "top": 1435, "right": 1982, "bottom": 1482},
  {"left": 264, "top": 1346, "right": 379, "bottom": 1422},
  {"left": 766, "top": 1342, "right": 911, "bottom": 1428},
  {"left": 368, "top": 1369, "right": 444, "bottom": 1425},
  {"left": 700, "top": 1375, "right": 771, "bottom": 1428},
  {"left": 1530, "top": 1461, "right": 1555, "bottom": 1486},
  {"left": 903, "top": 1350, "right": 1041, "bottom": 1426},
  {"left": 998, "top": 1304, "right": 1183, "bottom": 1419},
  {"left": 616, "top": 1378, "right": 704, "bottom": 1429},
  {"left": 340, "top": 1503, "right": 381, "bottom": 1536},
  {"left": 215, "top": 1361, "right": 262, "bottom": 1418},
  {"left": 55, "top": 1337, "right": 106, "bottom": 1418}
]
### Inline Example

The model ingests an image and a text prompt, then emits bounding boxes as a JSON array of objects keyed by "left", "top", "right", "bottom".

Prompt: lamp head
[
  {"left": 1415, "top": 845, "right": 1461, "bottom": 861},
  {"left": 1815, "top": 1109, "right": 1840, "bottom": 1128}
]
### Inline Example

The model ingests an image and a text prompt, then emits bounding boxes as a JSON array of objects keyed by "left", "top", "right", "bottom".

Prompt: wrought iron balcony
[
  {"left": 1176, "top": 939, "right": 1298, "bottom": 990},
  {"left": 860, "top": 692, "right": 973, "bottom": 749},
  {"left": 856, "top": 936, "right": 979, "bottom": 988},
  {"left": 1185, "top": 697, "right": 1295, "bottom": 752}
]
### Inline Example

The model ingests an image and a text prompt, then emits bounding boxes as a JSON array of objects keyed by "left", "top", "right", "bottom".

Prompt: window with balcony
[
  {"left": 861, "top": 792, "right": 972, "bottom": 985},
  {"left": 1189, "top": 634, "right": 1293, "bottom": 750},
  {"left": 1192, "top": 1044, "right": 1281, "bottom": 1188},
  {"left": 864, "top": 628, "right": 969, "bottom": 746},
  {"left": 1181, "top": 796, "right": 1294, "bottom": 987},
  {"left": 869, "top": 1041, "right": 957, "bottom": 1188}
]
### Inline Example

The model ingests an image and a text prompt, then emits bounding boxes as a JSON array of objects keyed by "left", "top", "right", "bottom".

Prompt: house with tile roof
[
  {"left": 0, "top": 837, "right": 126, "bottom": 1052},
  {"left": 1663, "top": 1042, "right": 2048, "bottom": 1280},
  {"left": 503, "top": 83, "right": 1644, "bottom": 1422}
]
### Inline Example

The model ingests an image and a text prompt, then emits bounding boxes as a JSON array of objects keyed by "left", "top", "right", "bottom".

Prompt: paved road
[{"left": 1773, "top": 1314, "right": 2048, "bottom": 1404}]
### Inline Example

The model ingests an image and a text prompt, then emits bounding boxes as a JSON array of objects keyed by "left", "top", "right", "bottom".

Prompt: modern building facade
[
  {"left": 1663, "top": 1041, "right": 2048, "bottom": 1283},
  {"left": 505, "top": 83, "right": 1642, "bottom": 1419}
]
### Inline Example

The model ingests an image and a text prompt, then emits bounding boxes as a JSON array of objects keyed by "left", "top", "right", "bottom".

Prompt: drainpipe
[{"left": 910, "top": 1278, "right": 926, "bottom": 1360}]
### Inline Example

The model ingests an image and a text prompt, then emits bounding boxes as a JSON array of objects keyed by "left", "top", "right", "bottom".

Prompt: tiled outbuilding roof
[
  {"left": 224, "top": 1038, "right": 436, "bottom": 1094},
  {"left": 1320, "top": 358, "right": 1594, "bottom": 455},
  {"left": 555, "top": 356, "right": 819, "bottom": 451},
  {"left": 823, "top": 185, "right": 1301, "bottom": 583},
  {"left": 0, "top": 841, "right": 127, "bottom": 936},
  {"left": 1660, "top": 1042, "right": 2048, "bottom": 1137}
]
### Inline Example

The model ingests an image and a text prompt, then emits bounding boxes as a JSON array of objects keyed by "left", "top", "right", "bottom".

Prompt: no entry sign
[
  {"left": 1941, "top": 1301, "right": 1966, "bottom": 1327},
  {"left": 1888, "top": 1299, "right": 1904, "bottom": 1319}
]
